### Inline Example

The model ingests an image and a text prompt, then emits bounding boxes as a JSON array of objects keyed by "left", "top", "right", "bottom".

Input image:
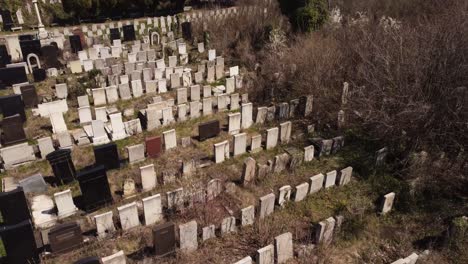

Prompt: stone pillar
[{"left": 32, "top": 0, "right": 48, "bottom": 39}]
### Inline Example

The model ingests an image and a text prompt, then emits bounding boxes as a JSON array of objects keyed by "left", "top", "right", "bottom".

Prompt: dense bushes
[{"left": 279, "top": 0, "right": 329, "bottom": 32}]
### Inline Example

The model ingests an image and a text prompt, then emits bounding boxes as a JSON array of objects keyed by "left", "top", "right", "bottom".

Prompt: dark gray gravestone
[
  {"left": 122, "top": 25, "right": 136, "bottom": 42},
  {"left": 110, "top": 28, "right": 120, "bottom": 41},
  {"left": 18, "top": 174, "right": 48, "bottom": 194},
  {"left": 153, "top": 222, "right": 176, "bottom": 257},
  {"left": 0, "top": 44, "right": 12, "bottom": 67},
  {"left": 198, "top": 120, "right": 220, "bottom": 141},
  {"left": 20, "top": 40, "right": 42, "bottom": 61},
  {"left": 33, "top": 68, "right": 47, "bottom": 82},
  {"left": 93, "top": 143, "right": 120, "bottom": 170},
  {"left": 1, "top": 114, "right": 27, "bottom": 146},
  {"left": 0, "top": 220, "right": 39, "bottom": 264},
  {"left": 20, "top": 84, "right": 39, "bottom": 108},
  {"left": 69, "top": 35, "right": 83, "bottom": 54},
  {"left": 48, "top": 222, "right": 82, "bottom": 253},
  {"left": 0, "top": 187, "right": 31, "bottom": 225},
  {"left": 41, "top": 45, "right": 61, "bottom": 69},
  {"left": 76, "top": 165, "right": 113, "bottom": 212},
  {"left": 46, "top": 149, "right": 76, "bottom": 185},
  {"left": 74, "top": 257, "right": 101, "bottom": 264},
  {"left": 182, "top": 22, "right": 193, "bottom": 41},
  {"left": 0, "top": 94, "right": 26, "bottom": 121},
  {"left": 331, "top": 136, "right": 344, "bottom": 154},
  {"left": 0, "top": 66, "right": 28, "bottom": 87}
]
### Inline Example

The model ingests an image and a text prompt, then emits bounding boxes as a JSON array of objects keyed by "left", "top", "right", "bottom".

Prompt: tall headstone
[
  {"left": 153, "top": 222, "right": 176, "bottom": 256},
  {"left": 256, "top": 245, "right": 274, "bottom": 264},
  {"left": 76, "top": 165, "right": 113, "bottom": 211},
  {"left": 380, "top": 192, "right": 395, "bottom": 214},
  {"left": 275, "top": 232, "right": 293, "bottom": 264},
  {"left": 143, "top": 194, "right": 162, "bottom": 225},
  {"left": 0, "top": 220, "right": 39, "bottom": 264},
  {"left": 259, "top": 193, "right": 275, "bottom": 219},
  {"left": 179, "top": 220, "right": 198, "bottom": 253}
]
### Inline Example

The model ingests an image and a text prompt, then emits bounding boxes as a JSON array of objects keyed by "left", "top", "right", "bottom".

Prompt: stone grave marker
[
  {"left": 127, "top": 144, "right": 145, "bottom": 164},
  {"left": 153, "top": 222, "right": 176, "bottom": 256},
  {"left": 179, "top": 220, "right": 198, "bottom": 253},
  {"left": 309, "top": 173, "right": 324, "bottom": 194},
  {"left": 198, "top": 120, "right": 220, "bottom": 141},
  {"left": 76, "top": 165, "right": 113, "bottom": 211},
  {"left": 228, "top": 112, "right": 241, "bottom": 135},
  {"left": 381, "top": 192, "right": 395, "bottom": 214},
  {"left": 94, "top": 211, "right": 115, "bottom": 238},
  {"left": 337, "top": 166, "right": 352, "bottom": 186},
  {"left": 221, "top": 216, "right": 237, "bottom": 235},
  {"left": 202, "top": 224, "right": 216, "bottom": 241},
  {"left": 48, "top": 222, "right": 82, "bottom": 253},
  {"left": 259, "top": 193, "right": 275, "bottom": 219},
  {"left": 256, "top": 244, "right": 274, "bottom": 264},
  {"left": 118, "top": 202, "right": 140, "bottom": 230},
  {"left": 241, "top": 205, "right": 255, "bottom": 226},
  {"left": 143, "top": 194, "right": 162, "bottom": 225},
  {"left": 101, "top": 250, "right": 126, "bottom": 264},
  {"left": 324, "top": 170, "right": 337, "bottom": 188},
  {"left": 94, "top": 142, "right": 120, "bottom": 170},
  {"left": 233, "top": 133, "right": 247, "bottom": 156},
  {"left": 294, "top": 182, "right": 309, "bottom": 202},
  {"left": 278, "top": 185, "right": 292, "bottom": 207},
  {"left": 140, "top": 164, "right": 157, "bottom": 191},
  {"left": 275, "top": 232, "right": 293, "bottom": 264},
  {"left": 54, "top": 189, "right": 78, "bottom": 218},
  {"left": 266, "top": 127, "right": 279, "bottom": 150}
]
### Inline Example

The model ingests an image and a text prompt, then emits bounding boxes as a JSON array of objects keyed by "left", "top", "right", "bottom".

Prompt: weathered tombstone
[
  {"left": 0, "top": 66, "right": 28, "bottom": 87},
  {"left": 331, "top": 136, "right": 344, "bottom": 154},
  {"left": 214, "top": 140, "right": 229, "bottom": 163},
  {"left": 279, "top": 121, "right": 292, "bottom": 143},
  {"left": 54, "top": 189, "right": 78, "bottom": 218},
  {"left": 266, "top": 127, "right": 279, "bottom": 150},
  {"left": 76, "top": 165, "right": 113, "bottom": 212},
  {"left": 18, "top": 173, "right": 47, "bottom": 194},
  {"left": 256, "top": 244, "right": 274, "bottom": 264},
  {"left": 273, "top": 153, "right": 290, "bottom": 173},
  {"left": 278, "top": 185, "right": 292, "bottom": 207},
  {"left": 179, "top": 220, "right": 198, "bottom": 253},
  {"left": 143, "top": 194, "right": 162, "bottom": 225},
  {"left": 304, "top": 145, "right": 315, "bottom": 162},
  {"left": 221, "top": 216, "right": 237, "bottom": 235},
  {"left": 127, "top": 144, "right": 145, "bottom": 164},
  {"left": 309, "top": 173, "right": 324, "bottom": 194},
  {"left": 241, "top": 205, "right": 255, "bottom": 227},
  {"left": 228, "top": 112, "right": 241, "bottom": 135},
  {"left": 140, "top": 164, "right": 157, "bottom": 191},
  {"left": 206, "top": 179, "right": 223, "bottom": 201},
  {"left": 233, "top": 133, "right": 247, "bottom": 156},
  {"left": 198, "top": 120, "right": 220, "bottom": 141},
  {"left": 242, "top": 157, "right": 256, "bottom": 186},
  {"left": 337, "top": 166, "right": 352, "bottom": 186},
  {"left": 69, "top": 35, "right": 83, "bottom": 53},
  {"left": 166, "top": 188, "right": 184, "bottom": 209},
  {"left": 93, "top": 143, "right": 120, "bottom": 170},
  {"left": 250, "top": 134, "right": 262, "bottom": 153},
  {"left": 46, "top": 149, "right": 76, "bottom": 185},
  {"left": 380, "top": 192, "right": 395, "bottom": 214},
  {"left": 0, "top": 187, "right": 31, "bottom": 225},
  {"left": 316, "top": 217, "right": 336, "bottom": 246},
  {"left": 94, "top": 211, "right": 115, "bottom": 238},
  {"left": 118, "top": 202, "right": 140, "bottom": 230},
  {"left": 275, "top": 232, "right": 293, "bottom": 264},
  {"left": 202, "top": 224, "right": 216, "bottom": 241},
  {"left": 163, "top": 129, "right": 177, "bottom": 150},
  {"left": 375, "top": 147, "right": 388, "bottom": 166},
  {"left": 299, "top": 95, "right": 313, "bottom": 116},
  {"left": 234, "top": 256, "right": 253, "bottom": 264},
  {"left": 259, "top": 193, "right": 275, "bottom": 219},
  {"left": 0, "top": 220, "right": 39, "bottom": 264},
  {"left": 324, "top": 170, "right": 337, "bottom": 188},
  {"left": 241, "top": 103, "right": 253, "bottom": 129},
  {"left": 294, "top": 182, "right": 309, "bottom": 202},
  {"left": 48, "top": 222, "right": 82, "bottom": 253},
  {"left": 153, "top": 222, "right": 176, "bottom": 257}
]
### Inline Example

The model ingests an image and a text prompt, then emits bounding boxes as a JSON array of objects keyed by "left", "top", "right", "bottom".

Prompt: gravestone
[
  {"left": 242, "top": 157, "right": 256, "bottom": 186},
  {"left": 143, "top": 194, "right": 162, "bottom": 225},
  {"left": 309, "top": 173, "right": 324, "bottom": 194},
  {"left": 1, "top": 114, "right": 27, "bottom": 146},
  {"left": 233, "top": 133, "right": 247, "bottom": 156},
  {"left": 127, "top": 144, "right": 145, "bottom": 164},
  {"left": 228, "top": 112, "right": 241, "bottom": 135},
  {"left": 337, "top": 166, "right": 353, "bottom": 186},
  {"left": 273, "top": 153, "right": 290, "bottom": 173},
  {"left": 279, "top": 121, "right": 292, "bottom": 143},
  {"left": 18, "top": 174, "right": 47, "bottom": 194},
  {"left": 275, "top": 232, "right": 293, "bottom": 264},
  {"left": 20, "top": 39, "right": 41, "bottom": 61},
  {"left": 221, "top": 216, "right": 237, "bottom": 235},
  {"left": 140, "top": 164, "right": 157, "bottom": 191},
  {"left": 266, "top": 127, "right": 279, "bottom": 150},
  {"left": 123, "top": 25, "right": 136, "bottom": 42},
  {"left": 163, "top": 129, "right": 177, "bottom": 150},
  {"left": 0, "top": 220, "right": 39, "bottom": 264},
  {"left": 41, "top": 45, "right": 61, "bottom": 69},
  {"left": 46, "top": 149, "right": 76, "bottom": 185},
  {"left": 94, "top": 211, "right": 115, "bottom": 238},
  {"left": 0, "top": 187, "right": 31, "bottom": 225},
  {"left": 153, "top": 222, "right": 176, "bottom": 257},
  {"left": 69, "top": 35, "right": 83, "bottom": 53},
  {"left": 241, "top": 205, "right": 255, "bottom": 226},
  {"left": 278, "top": 185, "right": 292, "bottom": 207},
  {"left": 0, "top": 94, "right": 26, "bottom": 121},
  {"left": 20, "top": 84, "right": 39, "bottom": 108},
  {"left": 294, "top": 182, "right": 309, "bottom": 202},
  {"left": 198, "top": 120, "right": 220, "bottom": 141},
  {"left": 179, "top": 220, "right": 198, "bottom": 253},
  {"left": 0, "top": 66, "right": 28, "bottom": 87},
  {"left": 182, "top": 22, "right": 193, "bottom": 40},
  {"left": 256, "top": 244, "right": 274, "bottom": 264},
  {"left": 94, "top": 143, "right": 120, "bottom": 170},
  {"left": 235, "top": 256, "right": 253, "bottom": 264},
  {"left": 33, "top": 68, "right": 46, "bottom": 82},
  {"left": 48, "top": 222, "right": 82, "bottom": 253},
  {"left": 214, "top": 140, "right": 229, "bottom": 163},
  {"left": 304, "top": 145, "right": 315, "bottom": 162},
  {"left": 259, "top": 193, "right": 275, "bottom": 219},
  {"left": 54, "top": 189, "right": 78, "bottom": 218},
  {"left": 117, "top": 202, "right": 140, "bottom": 230},
  {"left": 324, "top": 170, "right": 337, "bottom": 188},
  {"left": 202, "top": 225, "right": 216, "bottom": 241},
  {"left": 76, "top": 165, "right": 113, "bottom": 212},
  {"left": 101, "top": 250, "right": 126, "bottom": 264},
  {"left": 110, "top": 28, "right": 121, "bottom": 41},
  {"left": 381, "top": 192, "right": 395, "bottom": 214},
  {"left": 146, "top": 136, "right": 162, "bottom": 158}
]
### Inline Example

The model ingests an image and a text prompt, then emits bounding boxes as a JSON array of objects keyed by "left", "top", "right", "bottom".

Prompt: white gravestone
[
  {"left": 117, "top": 202, "right": 140, "bottom": 230},
  {"left": 54, "top": 189, "right": 78, "bottom": 219},
  {"left": 142, "top": 194, "right": 162, "bottom": 225}
]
